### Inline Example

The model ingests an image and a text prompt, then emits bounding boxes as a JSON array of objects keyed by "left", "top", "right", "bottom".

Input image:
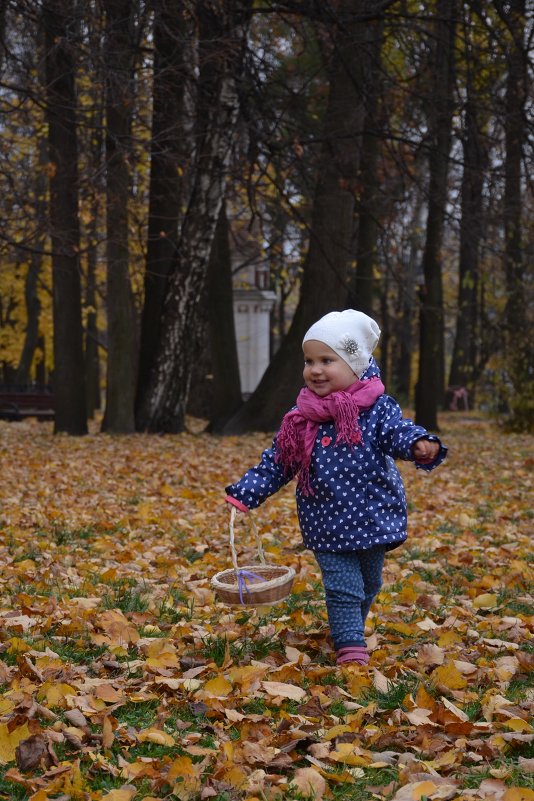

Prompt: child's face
[{"left": 303, "top": 340, "right": 357, "bottom": 396}]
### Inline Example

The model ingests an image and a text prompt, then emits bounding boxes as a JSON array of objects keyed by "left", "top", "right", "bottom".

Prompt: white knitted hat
[{"left": 303, "top": 310, "right": 381, "bottom": 378}]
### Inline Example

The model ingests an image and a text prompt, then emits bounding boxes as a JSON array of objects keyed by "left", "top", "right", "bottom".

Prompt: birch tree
[{"left": 136, "top": 0, "right": 252, "bottom": 433}]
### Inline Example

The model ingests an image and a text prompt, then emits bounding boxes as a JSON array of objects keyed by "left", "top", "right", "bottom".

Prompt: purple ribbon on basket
[{"left": 236, "top": 569, "right": 264, "bottom": 604}]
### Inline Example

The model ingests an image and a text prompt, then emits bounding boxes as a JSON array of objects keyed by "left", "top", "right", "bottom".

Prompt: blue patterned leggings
[{"left": 314, "top": 547, "right": 386, "bottom": 650}]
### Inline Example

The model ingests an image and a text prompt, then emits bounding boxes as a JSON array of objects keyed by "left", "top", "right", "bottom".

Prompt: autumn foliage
[{"left": 0, "top": 415, "right": 532, "bottom": 800}]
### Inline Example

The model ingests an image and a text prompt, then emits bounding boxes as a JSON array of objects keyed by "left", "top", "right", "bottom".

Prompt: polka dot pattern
[
  {"left": 315, "top": 547, "right": 385, "bottom": 649},
  {"left": 225, "top": 360, "right": 446, "bottom": 554}
]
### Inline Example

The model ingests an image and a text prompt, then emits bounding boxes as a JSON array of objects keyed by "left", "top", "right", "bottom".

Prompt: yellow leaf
[
  {"left": 101, "top": 788, "right": 137, "bottom": 801},
  {"left": 39, "top": 682, "right": 77, "bottom": 709},
  {"left": 203, "top": 676, "right": 233, "bottom": 697},
  {"left": 428, "top": 749, "right": 458, "bottom": 768},
  {"left": 387, "top": 622, "right": 415, "bottom": 636},
  {"left": 0, "top": 722, "right": 31, "bottom": 764},
  {"left": 323, "top": 724, "right": 354, "bottom": 740},
  {"left": 504, "top": 719, "right": 533, "bottom": 733},
  {"left": 412, "top": 780, "right": 438, "bottom": 800},
  {"left": 137, "top": 728, "right": 175, "bottom": 747},
  {"left": 223, "top": 766, "right": 248, "bottom": 788},
  {"left": 473, "top": 593, "right": 498, "bottom": 609},
  {"left": 503, "top": 789, "right": 534, "bottom": 801},
  {"left": 167, "top": 755, "right": 197, "bottom": 782},
  {"left": 7, "top": 637, "right": 31, "bottom": 654},
  {"left": 437, "top": 630, "right": 462, "bottom": 647},
  {"left": 431, "top": 663, "right": 468, "bottom": 690},
  {"left": 0, "top": 698, "right": 14, "bottom": 716},
  {"left": 330, "top": 743, "right": 369, "bottom": 766}
]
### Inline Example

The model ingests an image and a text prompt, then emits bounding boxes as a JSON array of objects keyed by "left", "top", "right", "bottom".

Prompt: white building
[{"left": 233, "top": 286, "right": 276, "bottom": 396}]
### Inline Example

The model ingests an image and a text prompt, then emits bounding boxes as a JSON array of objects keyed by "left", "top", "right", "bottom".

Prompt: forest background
[
  {"left": 0, "top": 4, "right": 533, "bottom": 800},
  {"left": 0, "top": 0, "right": 532, "bottom": 436}
]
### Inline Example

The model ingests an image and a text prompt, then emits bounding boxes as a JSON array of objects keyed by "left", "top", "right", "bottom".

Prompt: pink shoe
[{"left": 336, "top": 646, "right": 369, "bottom": 666}]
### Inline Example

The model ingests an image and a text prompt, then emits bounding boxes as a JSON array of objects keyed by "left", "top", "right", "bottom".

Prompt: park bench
[{"left": 0, "top": 385, "right": 55, "bottom": 421}]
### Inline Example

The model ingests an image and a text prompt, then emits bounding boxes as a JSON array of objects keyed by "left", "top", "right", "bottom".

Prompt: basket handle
[{"left": 229, "top": 506, "right": 267, "bottom": 571}]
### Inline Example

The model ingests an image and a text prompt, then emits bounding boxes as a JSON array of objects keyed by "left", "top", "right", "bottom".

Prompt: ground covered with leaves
[{"left": 0, "top": 414, "right": 532, "bottom": 801}]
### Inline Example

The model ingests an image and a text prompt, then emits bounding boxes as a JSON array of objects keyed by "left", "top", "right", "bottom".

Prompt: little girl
[{"left": 225, "top": 310, "right": 447, "bottom": 666}]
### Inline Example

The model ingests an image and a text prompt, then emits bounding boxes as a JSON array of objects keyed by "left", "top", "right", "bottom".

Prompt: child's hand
[{"left": 412, "top": 439, "right": 440, "bottom": 464}]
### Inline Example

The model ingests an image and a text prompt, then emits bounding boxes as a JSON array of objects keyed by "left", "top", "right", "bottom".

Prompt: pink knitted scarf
[{"left": 275, "top": 376, "right": 385, "bottom": 495}]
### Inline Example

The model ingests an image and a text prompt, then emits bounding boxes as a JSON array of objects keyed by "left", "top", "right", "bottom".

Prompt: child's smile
[{"left": 303, "top": 340, "right": 357, "bottom": 396}]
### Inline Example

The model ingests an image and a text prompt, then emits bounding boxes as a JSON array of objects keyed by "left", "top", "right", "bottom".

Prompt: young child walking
[{"left": 225, "top": 310, "right": 447, "bottom": 666}]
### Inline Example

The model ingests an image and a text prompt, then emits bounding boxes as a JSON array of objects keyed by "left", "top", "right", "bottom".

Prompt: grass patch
[
  {"left": 358, "top": 675, "right": 420, "bottom": 710},
  {"left": 114, "top": 699, "right": 160, "bottom": 729},
  {"left": 101, "top": 579, "right": 150, "bottom": 613},
  {"left": 0, "top": 770, "right": 30, "bottom": 800},
  {"left": 200, "top": 633, "right": 286, "bottom": 667}
]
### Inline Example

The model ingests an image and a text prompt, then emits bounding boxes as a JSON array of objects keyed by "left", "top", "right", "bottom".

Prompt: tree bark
[
  {"left": 16, "top": 34, "right": 49, "bottom": 386},
  {"left": 206, "top": 202, "right": 243, "bottom": 431},
  {"left": 347, "top": 15, "right": 385, "bottom": 317},
  {"left": 221, "top": 1, "right": 379, "bottom": 433},
  {"left": 14, "top": 252, "right": 41, "bottom": 385},
  {"left": 415, "top": 0, "right": 456, "bottom": 430},
  {"left": 500, "top": 0, "right": 530, "bottom": 429},
  {"left": 391, "top": 198, "right": 424, "bottom": 403},
  {"left": 43, "top": 0, "right": 87, "bottom": 434},
  {"left": 85, "top": 236, "right": 101, "bottom": 418},
  {"left": 136, "top": 0, "right": 252, "bottom": 433},
  {"left": 448, "top": 45, "right": 487, "bottom": 395},
  {"left": 136, "top": 1, "right": 194, "bottom": 423},
  {"left": 101, "top": 0, "right": 138, "bottom": 433}
]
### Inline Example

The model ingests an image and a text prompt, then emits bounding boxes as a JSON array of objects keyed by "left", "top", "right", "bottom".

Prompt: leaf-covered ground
[{"left": 0, "top": 414, "right": 532, "bottom": 801}]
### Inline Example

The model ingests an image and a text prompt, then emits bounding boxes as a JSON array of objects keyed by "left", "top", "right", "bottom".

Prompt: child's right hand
[{"left": 412, "top": 439, "right": 440, "bottom": 464}]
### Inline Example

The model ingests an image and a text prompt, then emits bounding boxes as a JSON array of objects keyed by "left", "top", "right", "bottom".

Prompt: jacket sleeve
[
  {"left": 225, "top": 436, "right": 295, "bottom": 509},
  {"left": 375, "top": 396, "right": 447, "bottom": 471}
]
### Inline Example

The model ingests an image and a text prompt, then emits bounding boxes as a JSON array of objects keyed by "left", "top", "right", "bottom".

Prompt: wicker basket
[{"left": 211, "top": 507, "right": 295, "bottom": 606}]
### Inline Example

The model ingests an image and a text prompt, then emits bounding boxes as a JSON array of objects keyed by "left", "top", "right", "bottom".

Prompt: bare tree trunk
[
  {"left": 14, "top": 253, "right": 41, "bottom": 384},
  {"left": 415, "top": 0, "right": 456, "bottom": 430},
  {"left": 136, "top": 0, "right": 251, "bottom": 433},
  {"left": 501, "top": 0, "right": 530, "bottom": 429},
  {"left": 221, "top": 1, "right": 379, "bottom": 433},
  {"left": 101, "top": 0, "right": 138, "bottom": 433},
  {"left": 43, "top": 0, "right": 87, "bottom": 434},
  {"left": 207, "top": 202, "right": 243, "bottom": 431},
  {"left": 449, "top": 35, "right": 488, "bottom": 396},
  {"left": 136, "top": 2, "right": 194, "bottom": 422},
  {"left": 85, "top": 235, "right": 101, "bottom": 417},
  {"left": 391, "top": 199, "right": 424, "bottom": 403},
  {"left": 15, "top": 40, "right": 49, "bottom": 385},
  {"left": 348, "top": 15, "right": 385, "bottom": 317},
  {"left": 84, "top": 9, "right": 105, "bottom": 419}
]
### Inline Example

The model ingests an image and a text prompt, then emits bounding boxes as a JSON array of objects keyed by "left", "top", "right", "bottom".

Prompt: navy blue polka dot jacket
[{"left": 225, "top": 360, "right": 447, "bottom": 553}]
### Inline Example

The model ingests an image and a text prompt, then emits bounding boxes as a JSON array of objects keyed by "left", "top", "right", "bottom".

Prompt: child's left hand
[{"left": 412, "top": 438, "right": 440, "bottom": 464}]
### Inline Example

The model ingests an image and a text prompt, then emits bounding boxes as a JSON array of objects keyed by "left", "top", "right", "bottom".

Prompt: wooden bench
[{"left": 0, "top": 386, "right": 55, "bottom": 421}]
